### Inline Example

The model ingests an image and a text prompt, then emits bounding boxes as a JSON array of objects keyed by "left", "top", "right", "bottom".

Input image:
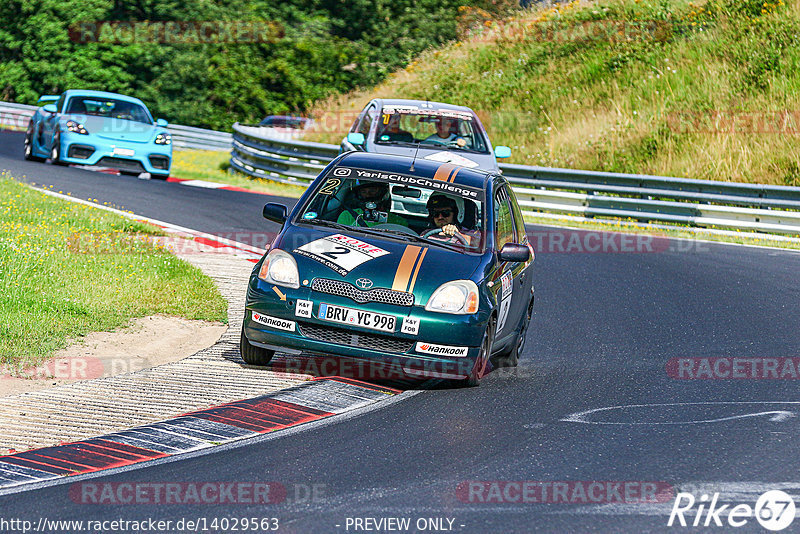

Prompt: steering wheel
[{"left": 421, "top": 227, "right": 469, "bottom": 245}]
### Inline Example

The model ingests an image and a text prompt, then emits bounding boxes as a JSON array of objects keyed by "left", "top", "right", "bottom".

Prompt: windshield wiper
[
  {"left": 300, "top": 220, "right": 465, "bottom": 252},
  {"left": 368, "top": 228, "right": 465, "bottom": 252},
  {"left": 374, "top": 140, "right": 418, "bottom": 147},
  {"left": 299, "top": 219, "right": 353, "bottom": 232},
  {"left": 299, "top": 219, "right": 408, "bottom": 240}
]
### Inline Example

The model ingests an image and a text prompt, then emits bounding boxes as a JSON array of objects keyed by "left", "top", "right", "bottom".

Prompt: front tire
[
  {"left": 150, "top": 173, "right": 170, "bottom": 180},
  {"left": 491, "top": 297, "right": 533, "bottom": 369},
  {"left": 24, "top": 126, "right": 44, "bottom": 162},
  {"left": 462, "top": 318, "right": 495, "bottom": 387},
  {"left": 240, "top": 325, "right": 275, "bottom": 366},
  {"left": 49, "top": 133, "right": 66, "bottom": 166}
]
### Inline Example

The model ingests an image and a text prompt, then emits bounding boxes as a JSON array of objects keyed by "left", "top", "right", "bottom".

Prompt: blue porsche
[{"left": 24, "top": 90, "right": 172, "bottom": 179}]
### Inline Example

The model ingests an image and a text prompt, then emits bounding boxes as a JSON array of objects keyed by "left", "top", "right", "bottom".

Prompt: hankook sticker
[
  {"left": 252, "top": 311, "right": 295, "bottom": 332},
  {"left": 415, "top": 342, "right": 468, "bottom": 357}
]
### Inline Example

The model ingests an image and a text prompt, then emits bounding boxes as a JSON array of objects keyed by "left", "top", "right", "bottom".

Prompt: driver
[
  {"left": 337, "top": 181, "right": 408, "bottom": 227},
  {"left": 424, "top": 194, "right": 477, "bottom": 246},
  {"left": 425, "top": 116, "right": 464, "bottom": 147}
]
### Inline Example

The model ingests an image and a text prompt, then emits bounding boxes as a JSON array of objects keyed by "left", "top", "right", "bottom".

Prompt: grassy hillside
[{"left": 308, "top": 0, "right": 800, "bottom": 185}]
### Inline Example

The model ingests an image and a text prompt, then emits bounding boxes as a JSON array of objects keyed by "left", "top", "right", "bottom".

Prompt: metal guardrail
[
  {"left": 4, "top": 100, "right": 798, "bottom": 235},
  {"left": 230, "top": 123, "right": 339, "bottom": 186},
  {"left": 230, "top": 125, "right": 800, "bottom": 235},
  {"left": 0, "top": 100, "right": 232, "bottom": 151}
]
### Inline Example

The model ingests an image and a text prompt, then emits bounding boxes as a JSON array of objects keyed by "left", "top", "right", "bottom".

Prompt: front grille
[
  {"left": 149, "top": 155, "right": 170, "bottom": 170},
  {"left": 97, "top": 157, "right": 145, "bottom": 173},
  {"left": 311, "top": 278, "right": 414, "bottom": 307},
  {"left": 68, "top": 145, "right": 94, "bottom": 159},
  {"left": 300, "top": 323, "right": 414, "bottom": 354}
]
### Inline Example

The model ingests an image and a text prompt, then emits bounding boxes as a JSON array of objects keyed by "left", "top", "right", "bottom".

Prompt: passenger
[{"left": 379, "top": 114, "right": 414, "bottom": 143}]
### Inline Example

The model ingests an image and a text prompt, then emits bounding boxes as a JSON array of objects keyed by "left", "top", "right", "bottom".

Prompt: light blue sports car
[{"left": 24, "top": 89, "right": 172, "bottom": 179}]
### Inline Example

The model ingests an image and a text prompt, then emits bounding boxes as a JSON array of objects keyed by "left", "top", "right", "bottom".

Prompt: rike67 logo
[{"left": 668, "top": 490, "right": 795, "bottom": 531}]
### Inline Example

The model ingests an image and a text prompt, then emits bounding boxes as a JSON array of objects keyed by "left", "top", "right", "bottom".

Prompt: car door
[
  {"left": 508, "top": 184, "right": 534, "bottom": 318},
  {"left": 492, "top": 180, "right": 528, "bottom": 341},
  {"left": 41, "top": 93, "right": 65, "bottom": 150}
]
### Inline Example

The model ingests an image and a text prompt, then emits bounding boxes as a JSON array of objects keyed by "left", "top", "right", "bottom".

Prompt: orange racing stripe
[
  {"left": 392, "top": 246, "right": 422, "bottom": 291},
  {"left": 407, "top": 248, "right": 428, "bottom": 293},
  {"left": 433, "top": 164, "right": 456, "bottom": 182}
]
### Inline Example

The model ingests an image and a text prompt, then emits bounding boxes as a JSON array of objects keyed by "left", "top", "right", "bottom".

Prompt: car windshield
[
  {"left": 373, "top": 106, "right": 489, "bottom": 154},
  {"left": 65, "top": 97, "right": 153, "bottom": 124},
  {"left": 297, "top": 167, "right": 486, "bottom": 253}
]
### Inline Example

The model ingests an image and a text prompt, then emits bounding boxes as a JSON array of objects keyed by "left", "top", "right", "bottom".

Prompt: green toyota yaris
[{"left": 241, "top": 151, "right": 534, "bottom": 386}]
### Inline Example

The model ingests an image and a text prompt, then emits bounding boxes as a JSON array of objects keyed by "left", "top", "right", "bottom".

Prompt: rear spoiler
[{"left": 36, "top": 95, "right": 59, "bottom": 106}]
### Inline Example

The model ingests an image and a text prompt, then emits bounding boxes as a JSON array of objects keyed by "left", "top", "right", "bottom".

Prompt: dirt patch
[{"left": 0, "top": 315, "right": 227, "bottom": 397}]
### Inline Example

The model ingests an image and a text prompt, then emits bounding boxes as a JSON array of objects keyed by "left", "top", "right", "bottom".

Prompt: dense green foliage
[{"left": 0, "top": 0, "right": 514, "bottom": 130}]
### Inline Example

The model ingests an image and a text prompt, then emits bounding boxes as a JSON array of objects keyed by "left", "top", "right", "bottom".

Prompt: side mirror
[
  {"left": 347, "top": 132, "right": 365, "bottom": 146},
  {"left": 42, "top": 104, "right": 57, "bottom": 114},
  {"left": 498, "top": 243, "right": 530, "bottom": 263},
  {"left": 262, "top": 202, "right": 288, "bottom": 224},
  {"left": 494, "top": 146, "right": 512, "bottom": 159},
  {"left": 156, "top": 118, "right": 168, "bottom": 127}
]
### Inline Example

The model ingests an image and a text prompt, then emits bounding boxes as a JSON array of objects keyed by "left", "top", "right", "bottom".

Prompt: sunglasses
[{"left": 432, "top": 209, "right": 453, "bottom": 217}]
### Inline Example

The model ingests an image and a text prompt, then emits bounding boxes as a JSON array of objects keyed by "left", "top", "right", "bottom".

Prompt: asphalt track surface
[{"left": 2, "top": 130, "right": 800, "bottom": 533}]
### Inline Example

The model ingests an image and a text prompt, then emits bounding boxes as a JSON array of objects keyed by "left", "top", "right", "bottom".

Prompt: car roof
[
  {"left": 371, "top": 98, "right": 476, "bottom": 115},
  {"left": 63, "top": 90, "right": 147, "bottom": 106},
  {"left": 337, "top": 151, "right": 496, "bottom": 191}
]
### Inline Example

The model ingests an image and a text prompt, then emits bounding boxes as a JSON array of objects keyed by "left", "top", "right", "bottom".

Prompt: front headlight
[
  {"left": 258, "top": 249, "right": 299, "bottom": 289},
  {"left": 425, "top": 280, "right": 479, "bottom": 314},
  {"left": 154, "top": 132, "right": 171, "bottom": 145},
  {"left": 66, "top": 120, "right": 88, "bottom": 135}
]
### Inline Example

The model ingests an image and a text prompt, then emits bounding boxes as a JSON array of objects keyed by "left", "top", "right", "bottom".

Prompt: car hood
[
  {"left": 63, "top": 115, "right": 159, "bottom": 143},
  {"left": 276, "top": 225, "right": 484, "bottom": 303},
  {"left": 365, "top": 144, "right": 499, "bottom": 173}
]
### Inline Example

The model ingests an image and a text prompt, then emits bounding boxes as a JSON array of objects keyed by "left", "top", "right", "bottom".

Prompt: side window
[
  {"left": 494, "top": 185, "right": 514, "bottom": 250},
  {"left": 508, "top": 190, "right": 527, "bottom": 244},
  {"left": 357, "top": 104, "right": 376, "bottom": 136},
  {"left": 56, "top": 94, "right": 66, "bottom": 113}
]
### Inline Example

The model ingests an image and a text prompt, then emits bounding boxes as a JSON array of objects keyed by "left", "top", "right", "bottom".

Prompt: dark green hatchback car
[{"left": 241, "top": 152, "right": 534, "bottom": 386}]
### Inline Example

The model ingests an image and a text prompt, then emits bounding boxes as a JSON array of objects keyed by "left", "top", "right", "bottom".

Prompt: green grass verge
[
  {"left": 171, "top": 150, "right": 308, "bottom": 198},
  {"left": 0, "top": 172, "right": 228, "bottom": 367}
]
